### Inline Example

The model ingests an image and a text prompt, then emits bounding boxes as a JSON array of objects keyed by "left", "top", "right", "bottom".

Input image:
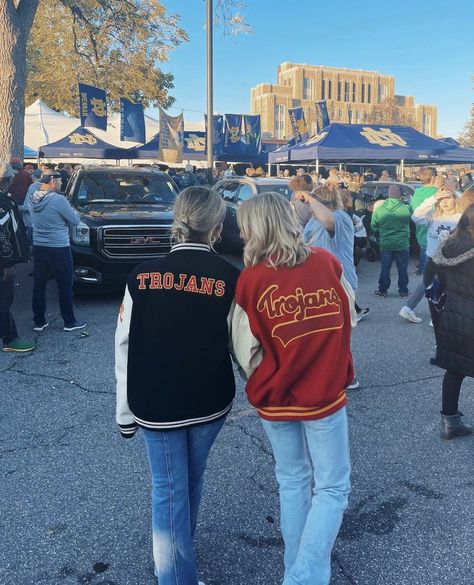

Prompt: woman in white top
[{"left": 399, "top": 186, "right": 462, "bottom": 323}]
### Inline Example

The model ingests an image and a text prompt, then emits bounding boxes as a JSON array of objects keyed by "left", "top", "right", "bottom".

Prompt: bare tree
[{"left": 0, "top": 0, "right": 39, "bottom": 160}]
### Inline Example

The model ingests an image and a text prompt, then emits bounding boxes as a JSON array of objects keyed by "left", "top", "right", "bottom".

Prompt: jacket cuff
[{"left": 118, "top": 422, "right": 138, "bottom": 439}]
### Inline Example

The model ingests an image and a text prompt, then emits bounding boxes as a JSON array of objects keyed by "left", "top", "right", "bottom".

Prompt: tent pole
[
  {"left": 316, "top": 159, "right": 319, "bottom": 175},
  {"left": 268, "top": 162, "right": 271, "bottom": 176},
  {"left": 339, "top": 163, "right": 342, "bottom": 171},
  {"left": 400, "top": 159, "right": 405, "bottom": 181},
  {"left": 277, "top": 164, "right": 280, "bottom": 175}
]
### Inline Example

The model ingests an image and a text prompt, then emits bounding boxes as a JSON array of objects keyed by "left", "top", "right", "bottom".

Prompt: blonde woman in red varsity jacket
[
  {"left": 115, "top": 187, "right": 239, "bottom": 585},
  {"left": 232, "top": 192, "right": 356, "bottom": 585}
]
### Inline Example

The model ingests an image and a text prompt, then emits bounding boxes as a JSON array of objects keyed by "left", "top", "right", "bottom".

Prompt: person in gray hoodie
[{"left": 30, "top": 172, "right": 85, "bottom": 332}]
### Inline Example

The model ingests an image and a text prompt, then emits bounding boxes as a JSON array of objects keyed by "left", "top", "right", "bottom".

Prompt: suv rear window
[{"left": 74, "top": 172, "right": 177, "bottom": 205}]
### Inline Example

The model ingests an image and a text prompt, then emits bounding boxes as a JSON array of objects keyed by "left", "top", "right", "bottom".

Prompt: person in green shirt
[
  {"left": 371, "top": 184, "right": 412, "bottom": 298},
  {"left": 410, "top": 167, "right": 437, "bottom": 275}
]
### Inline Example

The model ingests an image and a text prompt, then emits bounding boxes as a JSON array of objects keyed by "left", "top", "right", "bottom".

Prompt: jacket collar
[
  {"left": 433, "top": 244, "right": 474, "bottom": 267},
  {"left": 170, "top": 242, "right": 211, "bottom": 253}
]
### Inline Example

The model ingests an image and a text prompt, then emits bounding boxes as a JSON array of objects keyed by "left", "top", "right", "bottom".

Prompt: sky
[{"left": 151, "top": 0, "right": 474, "bottom": 138}]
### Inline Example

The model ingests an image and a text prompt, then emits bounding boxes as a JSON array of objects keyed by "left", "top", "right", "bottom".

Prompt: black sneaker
[
  {"left": 374, "top": 290, "right": 387, "bottom": 298},
  {"left": 33, "top": 322, "right": 49, "bottom": 332},
  {"left": 63, "top": 322, "right": 86, "bottom": 332},
  {"left": 356, "top": 307, "right": 370, "bottom": 322},
  {"left": 399, "top": 291, "right": 409, "bottom": 299},
  {"left": 346, "top": 378, "right": 360, "bottom": 390}
]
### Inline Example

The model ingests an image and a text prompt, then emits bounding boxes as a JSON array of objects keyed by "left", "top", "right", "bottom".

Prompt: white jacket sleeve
[
  {"left": 115, "top": 286, "right": 137, "bottom": 438},
  {"left": 340, "top": 273, "right": 357, "bottom": 329},
  {"left": 412, "top": 195, "right": 436, "bottom": 225},
  {"left": 231, "top": 302, "right": 264, "bottom": 380}
]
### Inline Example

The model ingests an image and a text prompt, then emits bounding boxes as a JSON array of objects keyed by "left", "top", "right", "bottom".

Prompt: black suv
[{"left": 65, "top": 166, "right": 178, "bottom": 290}]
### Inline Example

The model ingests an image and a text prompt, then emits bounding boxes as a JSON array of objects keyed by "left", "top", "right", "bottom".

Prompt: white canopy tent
[{"left": 24, "top": 99, "right": 205, "bottom": 152}]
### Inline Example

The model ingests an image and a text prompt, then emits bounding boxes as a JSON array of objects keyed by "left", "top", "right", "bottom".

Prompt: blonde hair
[
  {"left": 237, "top": 192, "right": 310, "bottom": 269},
  {"left": 172, "top": 186, "right": 225, "bottom": 247},
  {"left": 310, "top": 184, "right": 344, "bottom": 210},
  {"left": 433, "top": 186, "right": 459, "bottom": 218}
]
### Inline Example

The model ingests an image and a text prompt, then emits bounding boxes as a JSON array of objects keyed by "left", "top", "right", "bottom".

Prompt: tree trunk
[{"left": 0, "top": 0, "right": 39, "bottom": 161}]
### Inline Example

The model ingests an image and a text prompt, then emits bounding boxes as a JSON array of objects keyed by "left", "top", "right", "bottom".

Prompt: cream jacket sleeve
[
  {"left": 114, "top": 286, "right": 138, "bottom": 438},
  {"left": 231, "top": 302, "right": 264, "bottom": 380},
  {"left": 340, "top": 273, "right": 358, "bottom": 329}
]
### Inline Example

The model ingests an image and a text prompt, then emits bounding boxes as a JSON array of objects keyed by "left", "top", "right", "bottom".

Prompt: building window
[
  {"left": 328, "top": 80, "right": 332, "bottom": 99},
  {"left": 321, "top": 79, "right": 325, "bottom": 100},
  {"left": 355, "top": 109, "right": 361, "bottom": 123},
  {"left": 344, "top": 81, "right": 350, "bottom": 102},
  {"left": 361, "top": 83, "right": 365, "bottom": 103},
  {"left": 337, "top": 81, "right": 342, "bottom": 101},
  {"left": 274, "top": 104, "right": 285, "bottom": 139},
  {"left": 423, "top": 113, "right": 432, "bottom": 134},
  {"left": 338, "top": 108, "right": 343, "bottom": 120},
  {"left": 367, "top": 84, "right": 372, "bottom": 104},
  {"left": 352, "top": 82, "right": 356, "bottom": 102},
  {"left": 303, "top": 78, "right": 313, "bottom": 100},
  {"left": 378, "top": 84, "right": 388, "bottom": 103}
]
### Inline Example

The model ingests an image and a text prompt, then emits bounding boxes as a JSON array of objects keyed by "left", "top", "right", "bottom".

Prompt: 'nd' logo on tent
[{"left": 360, "top": 127, "right": 408, "bottom": 147}]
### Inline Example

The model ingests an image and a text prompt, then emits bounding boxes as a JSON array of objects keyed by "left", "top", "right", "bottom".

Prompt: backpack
[{"left": 0, "top": 190, "right": 30, "bottom": 265}]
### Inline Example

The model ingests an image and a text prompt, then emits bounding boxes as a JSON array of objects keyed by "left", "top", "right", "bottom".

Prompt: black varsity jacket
[{"left": 115, "top": 242, "right": 240, "bottom": 437}]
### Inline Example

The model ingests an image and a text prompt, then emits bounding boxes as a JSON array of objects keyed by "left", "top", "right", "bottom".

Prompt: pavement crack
[
  {"left": 362, "top": 373, "right": 444, "bottom": 390},
  {"left": 226, "top": 420, "right": 273, "bottom": 458},
  {"left": 8, "top": 368, "right": 114, "bottom": 395}
]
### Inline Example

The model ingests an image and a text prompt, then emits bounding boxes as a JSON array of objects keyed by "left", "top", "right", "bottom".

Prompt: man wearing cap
[
  {"left": 29, "top": 171, "right": 86, "bottom": 332},
  {"left": 0, "top": 163, "right": 35, "bottom": 352},
  {"left": 9, "top": 159, "right": 33, "bottom": 205}
]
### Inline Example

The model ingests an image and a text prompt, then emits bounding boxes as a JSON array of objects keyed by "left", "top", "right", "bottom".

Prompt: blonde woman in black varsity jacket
[{"left": 115, "top": 187, "right": 239, "bottom": 585}]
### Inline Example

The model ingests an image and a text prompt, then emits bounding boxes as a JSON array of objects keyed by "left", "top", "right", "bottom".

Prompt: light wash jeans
[
  {"left": 142, "top": 417, "right": 226, "bottom": 585},
  {"left": 261, "top": 407, "right": 351, "bottom": 585}
]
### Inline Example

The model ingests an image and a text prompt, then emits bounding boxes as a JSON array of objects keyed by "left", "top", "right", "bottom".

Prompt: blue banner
[
  {"left": 243, "top": 115, "right": 262, "bottom": 155},
  {"left": 288, "top": 107, "right": 309, "bottom": 144},
  {"left": 120, "top": 98, "right": 146, "bottom": 143},
  {"left": 223, "top": 114, "right": 243, "bottom": 155},
  {"left": 205, "top": 114, "right": 224, "bottom": 155},
  {"left": 79, "top": 83, "right": 107, "bottom": 131},
  {"left": 315, "top": 100, "right": 330, "bottom": 133}
]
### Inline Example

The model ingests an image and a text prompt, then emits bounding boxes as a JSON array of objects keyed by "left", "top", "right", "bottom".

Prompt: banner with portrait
[
  {"left": 243, "top": 115, "right": 262, "bottom": 155},
  {"left": 315, "top": 100, "right": 330, "bottom": 133},
  {"left": 79, "top": 83, "right": 107, "bottom": 131},
  {"left": 158, "top": 108, "right": 184, "bottom": 163},
  {"left": 120, "top": 98, "right": 146, "bottom": 143},
  {"left": 288, "top": 107, "right": 309, "bottom": 144}
]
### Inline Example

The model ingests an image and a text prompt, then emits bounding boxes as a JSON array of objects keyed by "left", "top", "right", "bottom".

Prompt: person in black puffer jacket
[{"left": 431, "top": 204, "right": 474, "bottom": 440}]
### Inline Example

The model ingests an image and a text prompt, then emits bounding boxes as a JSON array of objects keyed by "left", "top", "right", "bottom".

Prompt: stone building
[{"left": 251, "top": 62, "right": 437, "bottom": 139}]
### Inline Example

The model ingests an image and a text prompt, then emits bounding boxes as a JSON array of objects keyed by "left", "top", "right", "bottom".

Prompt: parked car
[
  {"left": 214, "top": 177, "right": 292, "bottom": 251},
  {"left": 65, "top": 166, "right": 178, "bottom": 291},
  {"left": 358, "top": 181, "right": 415, "bottom": 206}
]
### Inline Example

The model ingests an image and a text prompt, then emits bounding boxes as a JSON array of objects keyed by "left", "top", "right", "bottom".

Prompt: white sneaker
[
  {"left": 429, "top": 320, "right": 433, "bottom": 327},
  {"left": 399, "top": 306, "right": 422, "bottom": 324}
]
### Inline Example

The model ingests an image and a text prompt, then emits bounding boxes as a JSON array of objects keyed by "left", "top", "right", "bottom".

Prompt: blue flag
[
  {"left": 288, "top": 107, "right": 309, "bottom": 144},
  {"left": 120, "top": 98, "right": 146, "bottom": 143},
  {"left": 79, "top": 83, "right": 107, "bottom": 131},
  {"left": 223, "top": 114, "right": 243, "bottom": 155},
  {"left": 243, "top": 115, "right": 262, "bottom": 155},
  {"left": 205, "top": 114, "right": 224, "bottom": 155},
  {"left": 315, "top": 101, "right": 330, "bottom": 133}
]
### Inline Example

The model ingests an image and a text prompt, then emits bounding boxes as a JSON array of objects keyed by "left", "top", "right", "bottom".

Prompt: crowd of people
[
  {"left": 0, "top": 161, "right": 86, "bottom": 353},
  {"left": 1, "top": 157, "right": 473, "bottom": 585}
]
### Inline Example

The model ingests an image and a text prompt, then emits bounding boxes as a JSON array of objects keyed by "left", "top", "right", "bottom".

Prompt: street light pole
[{"left": 206, "top": 0, "right": 214, "bottom": 184}]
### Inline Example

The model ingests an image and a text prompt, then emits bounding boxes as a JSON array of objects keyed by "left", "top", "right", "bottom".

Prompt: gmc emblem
[{"left": 130, "top": 236, "right": 160, "bottom": 245}]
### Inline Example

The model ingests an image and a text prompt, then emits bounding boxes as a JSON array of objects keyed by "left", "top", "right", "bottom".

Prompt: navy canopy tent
[
  {"left": 132, "top": 131, "right": 269, "bottom": 165},
  {"left": 39, "top": 127, "right": 132, "bottom": 159},
  {"left": 269, "top": 123, "right": 474, "bottom": 165},
  {"left": 24, "top": 145, "right": 38, "bottom": 158}
]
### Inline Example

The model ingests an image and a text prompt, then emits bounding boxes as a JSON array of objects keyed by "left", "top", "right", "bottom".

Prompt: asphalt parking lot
[{"left": 1, "top": 257, "right": 473, "bottom": 585}]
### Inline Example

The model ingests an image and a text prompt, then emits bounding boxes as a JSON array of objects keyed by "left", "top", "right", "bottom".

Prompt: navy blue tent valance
[
  {"left": 269, "top": 123, "right": 474, "bottom": 165},
  {"left": 39, "top": 127, "right": 132, "bottom": 159},
  {"left": 132, "top": 131, "right": 269, "bottom": 164}
]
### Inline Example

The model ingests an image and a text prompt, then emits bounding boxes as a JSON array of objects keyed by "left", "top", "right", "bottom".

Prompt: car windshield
[
  {"left": 74, "top": 173, "right": 178, "bottom": 205},
  {"left": 257, "top": 183, "right": 292, "bottom": 200}
]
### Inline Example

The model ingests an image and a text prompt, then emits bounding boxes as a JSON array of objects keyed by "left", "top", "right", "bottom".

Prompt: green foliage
[{"left": 26, "top": 0, "right": 188, "bottom": 115}]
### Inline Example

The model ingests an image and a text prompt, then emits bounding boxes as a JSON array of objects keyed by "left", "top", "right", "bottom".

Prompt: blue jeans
[
  {"left": 378, "top": 249, "right": 409, "bottom": 294},
  {"left": 418, "top": 247, "right": 427, "bottom": 273},
  {"left": 142, "top": 417, "right": 226, "bottom": 585},
  {"left": 32, "top": 246, "right": 76, "bottom": 327},
  {"left": 261, "top": 408, "right": 351, "bottom": 585}
]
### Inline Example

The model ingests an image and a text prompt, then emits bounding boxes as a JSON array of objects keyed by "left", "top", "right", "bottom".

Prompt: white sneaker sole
[
  {"left": 63, "top": 324, "right": 87, "bottom": 332},
  {"left": 399, "top": 309, "right": 422, "bottom": 324}
]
